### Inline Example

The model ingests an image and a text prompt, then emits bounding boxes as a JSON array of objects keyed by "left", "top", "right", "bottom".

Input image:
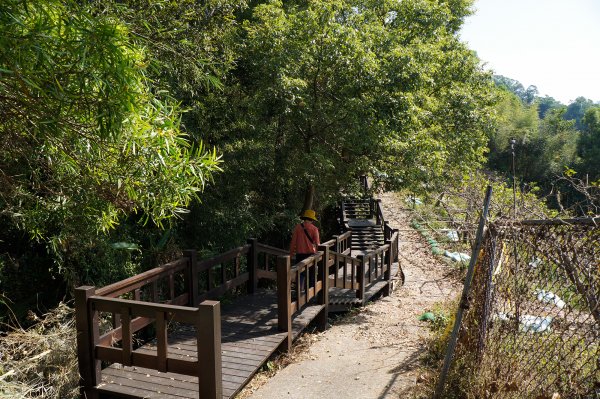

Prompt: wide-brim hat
[{"left": 301, "top": 209, "right": 317, "bottom": 221}]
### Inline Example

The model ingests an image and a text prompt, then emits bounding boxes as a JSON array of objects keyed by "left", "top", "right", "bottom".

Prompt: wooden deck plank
[
  {"left": 101, "top": 369, "right": 236, "bottom": 399},
  {"left": 97, "top": 291, "right": 324, "bottom": 399}
]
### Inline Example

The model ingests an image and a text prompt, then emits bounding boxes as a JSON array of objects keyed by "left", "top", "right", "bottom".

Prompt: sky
[{"left": 460, "top": 0, "right": 600, "bottom": 105}]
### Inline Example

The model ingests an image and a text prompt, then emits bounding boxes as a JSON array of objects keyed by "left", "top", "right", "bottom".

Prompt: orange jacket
[{"left": 289, "top": 222, "right": 320, "bottom": 257}]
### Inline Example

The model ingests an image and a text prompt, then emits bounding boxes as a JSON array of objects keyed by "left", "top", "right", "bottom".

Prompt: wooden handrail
[
  {"left": 256, "top": 243, "right": 288, "bottom": 256},
  {"left": 96, "top": 257, "right": 188, "bottom": 298},
  {"left": 196, "top": 244, "right": 250, "bottom": 272}
]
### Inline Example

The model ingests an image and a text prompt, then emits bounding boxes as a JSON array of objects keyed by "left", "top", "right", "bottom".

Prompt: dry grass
[{"left": 0, "top": 303, "right": 78, "bottom": 399}]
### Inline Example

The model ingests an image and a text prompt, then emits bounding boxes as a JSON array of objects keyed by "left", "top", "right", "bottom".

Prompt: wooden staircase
[
  {"left": 351, "top": 224, "right": 385, "bottom": 253},
  {"left": 341, "top": 199, "right": 385, "bottom": 253}
]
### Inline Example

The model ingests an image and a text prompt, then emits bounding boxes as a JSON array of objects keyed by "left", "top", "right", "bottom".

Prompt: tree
[
  {"left": 0, "top": 0, "right": 221, "bottom": 288},
  {"left": 90, "top": 0, "right": 245, "bottom": 136},
  {"left": 578, "top": 107, "right": 600, "bottom": 181},
  {"left": 176, "top": 0, "right": 497, "bottom": 250},
  {"left": 487, "top": 90, "right": 539, "bottom": 175},
  {"left": 492, "top": 75, "right": 539, "bottom": 105},
  {"left": 536, "top": 95, "right": 564, "bottom": 119},
  {"left": 241, "top": 0, "right": 494, "bottom": 191},
  {"left": 564, "top": 96, "right": 595, "bottom": 130},
  {"left": 487, "top": 90, "right": 579, "bottom": 190}
]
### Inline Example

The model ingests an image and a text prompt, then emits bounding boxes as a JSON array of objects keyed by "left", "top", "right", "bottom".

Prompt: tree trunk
[{"left": 302, "top": 183, "right": 315, "bottom": 212}]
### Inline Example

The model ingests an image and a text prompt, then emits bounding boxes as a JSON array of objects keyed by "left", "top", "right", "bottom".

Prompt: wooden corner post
[
  {"left": 333, "top": 235, "right": 340, "bottom": 253},
  {"left": 317, "top": 245, "right": 329, "bottom": 331},
  {"left": 384, "top": 221, "right": 391, "bottom": 240},
  {"left": 383, "top": 240, "right": 392, "bottom": 297},
  {"left": 276, "top": 255, "right": 292, "bottom": 352},
  {"left": 357, "top": 255, "right": 366, "bottom": 303},
  {"left": 183, "top": 250, "right": 198, "bottom": 306},
  {"left": 393, "top": 229, "right": 399, "bottom": 262},
  {"left": 197, "top": 300, "right": 222, "bottom": 399},
  {"left": 247, "top": 238, "right": 258, "bottom": 294},
  {"left": 75, "top": 286, "right": 100, "bottom": 399}
]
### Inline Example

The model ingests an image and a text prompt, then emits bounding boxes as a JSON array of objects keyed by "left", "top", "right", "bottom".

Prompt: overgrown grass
[{"left": 0, "top": 303, "right": 78, "bottom": 399}]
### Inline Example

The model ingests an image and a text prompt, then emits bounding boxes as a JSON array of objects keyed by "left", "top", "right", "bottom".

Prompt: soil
[{"left": 238, "top": 192, "right": 462, "bottom": 399}]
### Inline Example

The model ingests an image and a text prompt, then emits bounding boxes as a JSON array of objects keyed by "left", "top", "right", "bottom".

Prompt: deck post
[
  {"left": 247, "top": 238, "right": 258, "bottom": 294},
  {"left": 384, "top": 221, "right": 390, "bottom": 240},
  {"left": 333, "top": 235, "right": 340, "bottom": 253},
  {"left": 357, "top": 255, "right": 366, "bottom": 302},
  {"left": 317, "top": 245, "right": 329, "bottom": 331},
  {"left": 75, "top": 286, "right": 100, "bottom": 399},
  {"left": 348, "top": 230, "right": 352, "bottom": 253},
  {"left": 196, "top": 300, "right": 222, "bottom": 399},
  {"left": 375, "top": 199, "right": 382, "bottom": 225},
  {"left": 383, "top": 240, "right": 392, "bottom": 297},
  {"left": 276, "top": 255, "right": 292, "bottom": 352},
  {"left": 184, "top": 250, "right": 199, "bottom": 306},
  {"left": 393, "top": 229, "right": 399, "bottom": 262}
]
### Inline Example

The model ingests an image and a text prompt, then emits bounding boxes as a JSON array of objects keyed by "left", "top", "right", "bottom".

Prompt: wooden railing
[
  {"left": 75, "top": 240, "right": 289, "bottom": 399},
  {"left": 75, "top": 219, "right": 398, "bottom": 398},
  {"left": 321, "top": 230, "right": 352, "bottom": 255},
  {"left": 276, "top": 246, "right": 330, "bottom": 351}
]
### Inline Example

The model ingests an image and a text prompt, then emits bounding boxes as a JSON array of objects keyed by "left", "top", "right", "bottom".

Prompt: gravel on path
[{"left": 243, "top": 192, "right": 462, "bottom": 399}]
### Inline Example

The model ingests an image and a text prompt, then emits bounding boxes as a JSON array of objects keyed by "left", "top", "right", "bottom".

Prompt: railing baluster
[
  {"left": 247, "top": 238, "right": 258, "bottom": 294},
  {"left": 357, "top": 255, "right": 365, "bottom": 301},
  {"left": 350, "top": 257, "right": 355, "bottom": 290},
  {"left": 183, "top": 249, "right": 198, "bottom": 306},
  {"left": 317, "top": 246, "right": 329, "bottom": 331},
  {"left": 121, "top": 306, "right": 132, "bottom": 367},
  {"left": 384, "top": 240, "right": 392, "bottom": 296},
  {"left": 335, "top": 252, "right": 340, "bottom": 288},
  {"left": 342, "top": 256, "right": 347, "bottom": 288},
  {"left": 152, "top": 280, "right": 159, "bottom": 302},
  {"left": 207, "top": 264, "right": 213, "bottom": 292},
  {"left": 169, "top": 273, "right": 175, "bottom": 301},
  {"left": 156, "top": 311, "right": 167, "bottom": 372}
]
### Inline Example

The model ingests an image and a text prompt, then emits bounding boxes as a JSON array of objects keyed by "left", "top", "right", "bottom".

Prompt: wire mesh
[{"left": 451, "top": 218, "right": 599, "bottom": 398}]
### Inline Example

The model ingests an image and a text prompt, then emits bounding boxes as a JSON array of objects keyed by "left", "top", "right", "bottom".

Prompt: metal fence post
[{"left": 434, "top": 185, "right": 493, "bottom": 399}]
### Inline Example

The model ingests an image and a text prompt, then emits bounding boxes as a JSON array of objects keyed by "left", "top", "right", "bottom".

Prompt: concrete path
[{"left": 244, "top": 192, "right": 461, "bottom": 399}]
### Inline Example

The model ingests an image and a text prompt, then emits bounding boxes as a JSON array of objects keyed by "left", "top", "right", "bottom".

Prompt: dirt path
[{"left": 242, "top": 192, "right": 461, "bottom": 399}]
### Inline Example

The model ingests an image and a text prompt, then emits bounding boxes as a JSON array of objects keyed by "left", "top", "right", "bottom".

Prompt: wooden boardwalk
[
  {"left": 97, "top": 291, "right": 324, "bottom": 399},
  {"left": 75, "top": 185, "right": 403, "bottom": 399}
]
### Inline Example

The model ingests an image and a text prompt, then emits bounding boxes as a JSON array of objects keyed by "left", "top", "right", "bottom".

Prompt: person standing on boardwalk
[
  {"left": 290, "top": 209, "right": 320, "bottom": 290},
  {"left": 289, "top": 209, "right": 320, "bottom": 263}
]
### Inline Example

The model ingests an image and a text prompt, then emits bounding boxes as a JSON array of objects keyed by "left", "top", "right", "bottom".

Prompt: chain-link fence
[{"left": 450, "top": 218, "right": 599, "bottom": 398}]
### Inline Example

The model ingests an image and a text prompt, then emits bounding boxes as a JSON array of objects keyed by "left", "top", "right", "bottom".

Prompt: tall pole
[
  {"left": 433, "top": 186, "right": 493, "bottom": 398},
  {"left": 510, "top": 138, "right": 520, "bottom": 339},
  {"left": 510, "top": 138, "right": 517, "bottom": 218}
]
